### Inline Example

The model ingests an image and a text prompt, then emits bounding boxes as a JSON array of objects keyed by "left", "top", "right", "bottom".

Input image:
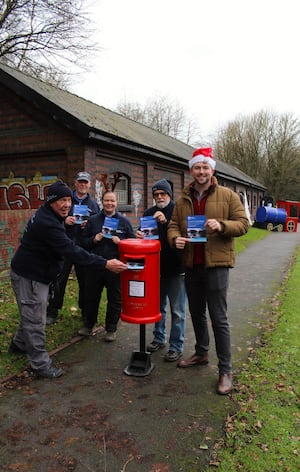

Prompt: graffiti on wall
[
  {"left": 132, "top": 188, "right": 142, "bottom": 217},
  {"left": 95, "top": 178, "right": 103, "bottom": 208},
  {"left": 0, "top": 172, "right": 58, "bottom": 210},
  {"left": 0, "top": 213, "right": 28, "bottom": 269},
  {"left": 0, "top": 173, "right": 59, "bottom": 270}
]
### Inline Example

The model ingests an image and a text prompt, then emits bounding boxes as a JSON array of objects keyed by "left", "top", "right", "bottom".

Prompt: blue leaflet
[
  {"left": 187, "top": 215, "right": 207, "bottom": 242},
  {"left": 140, "top": 216, "right": 159, "bottom": 239},
  {"left": 102, "top": 216, "right": 119, "bottom": 238}
]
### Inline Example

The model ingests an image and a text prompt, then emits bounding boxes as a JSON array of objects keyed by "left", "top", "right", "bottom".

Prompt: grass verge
[
  {"left": 234, "top": 226, "right": 270, "bottom": 255},
  {"left": 212, "top": 245, "right": 300, "bottom": 471},
  {"left": 0, "top": 272, "right": 106, "bottom": 381}
]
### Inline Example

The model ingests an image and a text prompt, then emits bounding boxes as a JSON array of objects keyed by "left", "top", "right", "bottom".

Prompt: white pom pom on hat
[{"left": 189, "top": 147, "right": 216, "bottom": 170}]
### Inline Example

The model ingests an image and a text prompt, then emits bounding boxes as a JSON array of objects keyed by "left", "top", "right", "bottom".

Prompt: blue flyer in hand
[
  {"left": 102, "top": 216, "right": 119, "bottom": 238},
  {"left": 140, "top": 216, "right": 159, "bottom": 239},
  {"left": 73, "top": 205, "right": 89, "bottom": 225},
  {"left": 187, "top": 215, "right": 207, "bottom": 242}
]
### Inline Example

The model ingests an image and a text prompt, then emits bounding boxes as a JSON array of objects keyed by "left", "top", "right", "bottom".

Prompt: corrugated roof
[{"left": 0, "top": 63, "right": 265, "bottom": 190}]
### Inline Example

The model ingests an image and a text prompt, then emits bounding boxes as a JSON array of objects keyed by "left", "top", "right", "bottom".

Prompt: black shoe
[
  {"left": 78, "top": 326, "right": 93, "bottom": 336},
  {"left": 104, "top": 331, "right": 117, "bottom": 342},
  {"left": 47, "top": 307, "right": 58, "bottom": 316},
  {"left": 30, "top": 366, "right": 64, "bottom": 379},
  {"left": 164, "top": 350, "right": 183, "bottom": 362},
  {"left": 46, "top": 316, "right": 57, "bottom": 326},
  {"left": 8, "top": 339, "right": 26, "bottom": 355},
  {"left": 147, "top": 340, "right": 166, "bottom": 352}
]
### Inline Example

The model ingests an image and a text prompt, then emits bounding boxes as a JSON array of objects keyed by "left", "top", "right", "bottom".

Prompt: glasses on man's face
[{"left": 153, "top": 192, "right": 167, "bottom": 198}]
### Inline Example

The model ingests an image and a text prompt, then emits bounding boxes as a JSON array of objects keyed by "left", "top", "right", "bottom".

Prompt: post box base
[{"left": 123, "top": 350, "right": 154, "bottom": 377}]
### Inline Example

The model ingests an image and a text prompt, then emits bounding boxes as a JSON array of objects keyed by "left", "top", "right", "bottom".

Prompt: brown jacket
[{"left": 167, "top": 177, "right": 249, "bottom": 269}]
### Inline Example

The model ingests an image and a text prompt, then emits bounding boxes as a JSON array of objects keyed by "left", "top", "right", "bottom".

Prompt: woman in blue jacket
[{"left": 80, "top": 191, "right": 135, "bottom": 341}]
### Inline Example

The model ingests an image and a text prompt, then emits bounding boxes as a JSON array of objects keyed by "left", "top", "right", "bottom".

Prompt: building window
[
  {"left": 109, "top": 173, "right": 130, "bottom": 205},
  {"left": 253, "top": 195, "right": 257, "bottom": 209}
]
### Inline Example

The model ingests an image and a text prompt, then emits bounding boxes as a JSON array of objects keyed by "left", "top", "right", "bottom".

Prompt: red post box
[
  {"left": 119, "top": 239, "right": 161, "bottom": 324},
  {"left": 119, "top": 238, "right": 161, "bottom": 376}
]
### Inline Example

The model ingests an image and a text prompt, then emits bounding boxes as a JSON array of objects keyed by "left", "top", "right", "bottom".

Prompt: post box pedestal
[
  {"left": 119, "top": 239, "right": 161, "bottom": 377},
  {"left": 123, "top": 324, "right": 154, "bottom": 376}
]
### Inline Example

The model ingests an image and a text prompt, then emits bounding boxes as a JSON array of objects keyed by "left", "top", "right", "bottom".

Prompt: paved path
[{"left": 1, "top": 231, "right": 300, "bottom": 472}]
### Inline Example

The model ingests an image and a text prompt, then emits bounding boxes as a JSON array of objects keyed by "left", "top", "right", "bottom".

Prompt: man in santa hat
[{"left": 167, "top": 147, "right": 249, "bottom": 395}]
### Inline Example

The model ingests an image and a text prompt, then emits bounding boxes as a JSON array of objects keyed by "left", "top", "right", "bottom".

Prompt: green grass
[
  {"left": 234, "top": 226, "right": 270, "bottom": 254},
  {"left": 212, "top": 245, "right": 300, "bottom": 471},
  {"left": 0, "top": 272, "right": 107, "bottom": 380}
]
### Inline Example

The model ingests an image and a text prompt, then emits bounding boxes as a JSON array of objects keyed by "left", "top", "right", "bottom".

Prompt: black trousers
[
  {"left": 185, "top": 265, "right": 231, "bottom": 374},
  {"left": 47, "top": 258, "right": 86, "bottom": 317},
  {"left": 82, "top": 266, "right": 121, "bottom": 332}
]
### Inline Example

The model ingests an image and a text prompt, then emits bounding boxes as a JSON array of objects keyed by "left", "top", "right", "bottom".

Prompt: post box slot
[{"left": 126, "top": 258, "right": 145, "bottom": 270}]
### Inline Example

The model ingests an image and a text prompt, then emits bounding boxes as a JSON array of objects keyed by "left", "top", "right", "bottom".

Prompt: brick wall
[{"left": 0, "top": 209, "right": 33, "bottom": 270}]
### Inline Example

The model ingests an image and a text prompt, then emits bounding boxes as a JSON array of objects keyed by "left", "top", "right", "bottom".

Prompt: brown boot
[
  {"left": 177, "top": 353, "right": 209, "bottom": 368},
  {"left": 217, "top": 373, "right": 233, "bottom": 395}
]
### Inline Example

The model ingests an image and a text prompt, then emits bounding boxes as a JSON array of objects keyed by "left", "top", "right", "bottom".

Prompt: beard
[{"left": 156, "top": 201, "right": 169, "bottom": 209}]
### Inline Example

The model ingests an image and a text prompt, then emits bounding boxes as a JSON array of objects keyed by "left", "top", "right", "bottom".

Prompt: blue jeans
[{"left": 152, "top": 273, "right": 186, "bottom": 352}]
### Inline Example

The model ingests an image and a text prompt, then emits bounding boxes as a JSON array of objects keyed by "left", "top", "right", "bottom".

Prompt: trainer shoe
[
  {"left": 104, "top": 331, "right": 117, "bottom": 342},
  {"left": 164, "top": 350, "right": 183, "bottom": 362},
  {"left": 30, "top": 366, "right": 64, "bottom": 379},
  {"left": 147, "top": 340, "right": 166, "bottom": 352}
]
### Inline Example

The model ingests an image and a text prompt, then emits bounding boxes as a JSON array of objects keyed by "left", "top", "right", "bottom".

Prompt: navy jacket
[
  {"left": 11, "top": 204, "right": 107, "bottom": 284},
  {"left": 81, "top": 210, "right": 135, "bottom": 260},
  {"left": 143, "top": 201, "right": 184, "bottom": 277}
]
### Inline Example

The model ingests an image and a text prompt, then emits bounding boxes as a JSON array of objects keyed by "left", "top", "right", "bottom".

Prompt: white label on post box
[{"left": 129, "top": 280, "right": 145, "bottom": 297}]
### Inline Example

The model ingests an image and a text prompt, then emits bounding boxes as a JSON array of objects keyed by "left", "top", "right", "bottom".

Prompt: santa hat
[{"left": 189, "top": 147, "right": 216, "bottom": 170}]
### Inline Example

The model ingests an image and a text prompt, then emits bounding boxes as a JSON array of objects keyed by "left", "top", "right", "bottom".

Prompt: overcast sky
[{"left": 72, "top": 0, "right": 300, "bottom": 141}]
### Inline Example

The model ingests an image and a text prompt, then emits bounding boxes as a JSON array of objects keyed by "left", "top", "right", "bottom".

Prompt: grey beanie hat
[
  {"left": 152, "top": 179, "right": 173, "bottom": 198},
  {"left": 45, "top": 180, "right": 72, "bottom": 205}
]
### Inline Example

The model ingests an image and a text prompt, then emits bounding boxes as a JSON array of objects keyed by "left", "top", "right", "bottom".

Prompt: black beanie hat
[
  {"left": 152, "top": 179, "right": 173, "bottom": 198},
  {"left": 45, "top": 180, "right": 72, "bottom": 205}
]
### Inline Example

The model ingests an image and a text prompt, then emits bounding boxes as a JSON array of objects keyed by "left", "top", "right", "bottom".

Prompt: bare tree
[
  {"left": 214, "top": 110, "right": 300, "bottom": 201},
  {"left": 116, "top": 94, "right": 202, "bottom": 145},
  {"left": 0, "top": 0, "right": 98, "bottom": 87}
]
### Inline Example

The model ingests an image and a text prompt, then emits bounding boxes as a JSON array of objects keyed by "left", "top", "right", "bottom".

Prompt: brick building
[{"left": 0, "top": 63, "right": 265, "bottom": 271}]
